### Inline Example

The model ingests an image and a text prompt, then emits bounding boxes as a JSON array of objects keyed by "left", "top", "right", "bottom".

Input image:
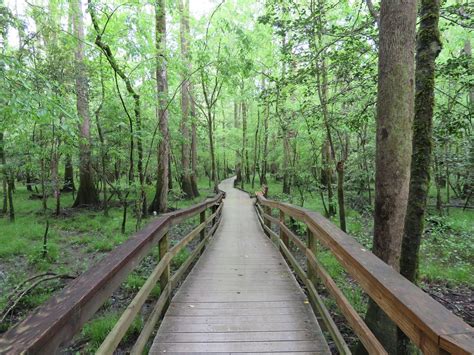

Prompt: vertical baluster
[
  {"left": 279, "top": 210, "right": 288, "bottom": 250},
  {"left": 264, "top": 205, "right": 272, "bottom": 238},
  {"left": 307, "top": 227, "right": 317, "bottom": 287},
  {"left": 159, "top": 232, "right": 170, "bottom": 307},
  {"left": 200, "top": 209, "right": 206, "bottom": 253}
]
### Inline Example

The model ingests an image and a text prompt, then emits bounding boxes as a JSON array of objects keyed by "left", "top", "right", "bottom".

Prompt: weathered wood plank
[
  {"left": 166, "top": 306, "right": 309, "bottom": 317},
  {"left": 154, "top": 330, "right": 322, "bottom": 343},
  {"left": 151, "top": 340, "right": 328, "bottom": 353},
  {"left": 158, "top": 321, "right": 314, "bottom": 333},
  {"left": 165, "top": 300, "right": 309, "bottom": 309}
]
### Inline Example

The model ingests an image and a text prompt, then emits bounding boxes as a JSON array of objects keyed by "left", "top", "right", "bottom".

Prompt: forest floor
[
  {"left": 238, "top": 177, "right": 473, "bottom": 349},
  {"left": 0, "top": 179, "right": 216, "bottom": 352}
]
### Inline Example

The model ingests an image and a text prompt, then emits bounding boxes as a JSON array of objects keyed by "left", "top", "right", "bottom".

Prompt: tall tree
[
  {"left": 71, "top": 0, "right": 99, "bottom": 207},
  {"left": 179, "top": 0, "right": 194, "bottom": 198},
  {"left": 398, "top": 0, "right": 441, "bottom": 352},
  {"left": 150, "top": 0, "right": 169, "bottom": 213},
  {"left": 190, "top": 89, "right": 200, "bottom": 197},
  {"left": 362, "top": 0, "right": 417, "bottom": 353},
  {"left": 1, "top": 131, "right": 8, "bottom": 215},
  {"left": 241, "top": 100, "right": 248, "bottom": 189}
]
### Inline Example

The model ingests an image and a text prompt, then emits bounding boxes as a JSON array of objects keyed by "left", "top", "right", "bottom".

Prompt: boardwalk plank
[
  {"left": 154, "top": 331, "right": 323, "bottom": 343},
  {"left": 152, "top": 340, "right": 327, "bottom": 353}
]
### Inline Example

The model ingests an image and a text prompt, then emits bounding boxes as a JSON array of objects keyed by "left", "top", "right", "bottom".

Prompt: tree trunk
[
  {"left": 72, "top": 0, "right": 99, "bottom": 207},
  {"left": 234, "top": 102, "right": 242, "bottom": 185},
  {"left": 179, "top": 0, "right": 194, "bottom": 199},
  {"left": 252, "top": 108, "right": 261, "bottom": 189},
  {"left": 7, "top": 172, "right": 14, "bottom": 221},
  {"left": 1, "top": 132, "right": 7, "bottom": 215},
  {"left": 241, "top": 101, "right": 247, "bottom": 190},
  {"left": 63, "top": 155, "right": 75, "bottom": 192},
  {"left": 261, "top": 100, "right": 269, "bottom": 185},
  {"left": 398, "top": 1, "right": 441, "bottom": 351},
  {"left": 322, "top": 140, "right": 335, "bottom": 217},
  {"left": 168, "top": 154, "right": 173, "bottom": 190},
  {"left": 445, "top": 142, "right": 450, "bottom": 215},
  {"left": 26, "top": 171, "right": 33, "bottom": 192},
  {"left": 190, "top": 97, "right": 199, "bottom": 197},
  {"left": 362, "top": 0, "right": 417, "bottom": 353},
  {"left": 208, "top": 109, "right": 218, "bottom": 192},
  {"left": 336, "top": 160, "right": 346, "bottom": 232},
  {"left": 51, "top": 150, "right": 60, "bottom": 216},
  {"left": 150, "top": 0, "right": 169, "bottom": 214},
  {"left": 282, "top": 130, "right": 291, "bottom": 194}
]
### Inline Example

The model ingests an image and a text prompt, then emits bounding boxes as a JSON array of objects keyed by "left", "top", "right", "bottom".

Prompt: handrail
[
  {"left": 255, "top": 192, "right": 474, "bottom": 355},
  {"left": 0, "top": 191, "right": 225, "bottom": 354}
]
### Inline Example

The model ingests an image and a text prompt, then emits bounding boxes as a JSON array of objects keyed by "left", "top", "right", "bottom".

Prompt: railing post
[
  {"left": 307, "top": 227, "right": 318, "bottom": 286},
  {"left": 279, "top": 210, "right": 289, "bottom": 249},
  {"left": 200, "top": 209, "right": 206, "bottom": 254},
  {"left": 264, "top": 206, "right": 272, "bottom": 237},
  {"left": 159, "top": 232, "right": 170, "bottom": 307}
]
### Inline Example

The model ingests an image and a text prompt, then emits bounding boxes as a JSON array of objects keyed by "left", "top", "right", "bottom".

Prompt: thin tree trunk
[
  {"left": 445, "top": 142, "right": 450, "bottom": 215},
  {"left": 26, "top": 171, "right": 33, "bottom": 192},
  {"left": 322, "top": 140, "right": 334, "bottom": 217},
  {"left": 399, "top": 3, "right": 441, "bottom": 352},
  {"left": 150, "top": 0, "right": 169, "bottom": 213},
  {"left": 190, "top": 96, "right": 199, "bottom": 196},
  {"left": 208, "top": 109, "right": 218, "bottom": 192},
  {"left": 95, "top": 58, "right": 108, "bottom": 216},
  {"left": 261, "top": 100, "right": 269, "bottom": 185},
  {"left": 252, "top": 108, "right": 261, "bottom": 189},
  {"left": 241, "top": 101, "right": 247, "bottom": 190},
  {"left": 234, "top": 101, "right": 242, "bottom": 184},
  {"left": 72, "top": 0, "right": 99, "bottom": 207},
  {"left": 7, "top": 172, "right": 14, "bottom": 221},
  {"left": 51, "top": 150, "right": 60, "bottom": 216},
  {"left": 39, "top": 129, "right": 48, "bottom": 212},
  {"left": 1, "top": 132, "right": 7, "bottom": 215},
  {"left": 282, "top": 130, "right": 291, "bottom": 194},
  {"left": 336, "top": 161, "right": 346, "bottom": 232},
  {"left": 362, "top": 1, "right": 417, "bottom": 353}
]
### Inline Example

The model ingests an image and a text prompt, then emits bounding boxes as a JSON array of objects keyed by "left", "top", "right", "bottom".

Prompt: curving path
[{"left": 150, "top": 177, "right": 330, "bottom": 354}]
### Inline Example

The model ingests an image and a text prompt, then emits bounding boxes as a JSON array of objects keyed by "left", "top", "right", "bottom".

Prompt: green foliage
[
  {"left": 124, "top": 272, "right": 147, "bottom": 293},
  {"left": 81, "top": 312, "right": 143, "bottom": 352},
  {"left": 172, "top": 248, "right": 191, "bottom": 269}
]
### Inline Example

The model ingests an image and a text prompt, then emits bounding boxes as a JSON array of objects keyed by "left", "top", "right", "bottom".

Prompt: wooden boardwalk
[{"left": 150, "top": 178, "right": 330, "bottom": 354}]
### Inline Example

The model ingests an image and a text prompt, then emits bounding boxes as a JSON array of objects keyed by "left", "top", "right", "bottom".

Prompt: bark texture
[
  {"left": 63, "top": 155, "right": 75, "bottom": 192},
  {"left": 398, "top": 0, "right": 441, "bottom": 352},
  {"left": 1, "top": 132, "right": 7, "bottom": 214},
  {"left": 179, "top": 0, "right": 194, "bottom": 198},
  {"left": 150, "top": 0, "right": 169, "bottom": 213},
  {"left": 372, "top": 0, "right": 416, "bottom": 271},
  {"left": 72, "top": 0, "right": 99, "bottom": 207},
  {"left": 241, "top": 101, "right": 248, "bottom": 189},
  {"left": 336, "top": 160, "right": 346, "bottom": 232},
  {"left": 190, "top": 94, "right": 199, "bottom": 197},
  {"left": 364, "top": 0, "right": 417, "bottom": 353}
]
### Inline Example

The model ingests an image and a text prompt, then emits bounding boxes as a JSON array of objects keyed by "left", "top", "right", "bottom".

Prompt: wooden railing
[
  {"left": 0, "top": 192, "right": 225, "bottom": 354},
  {"left": 255, "top": 192, "right": 474, "bottom": 355}
]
